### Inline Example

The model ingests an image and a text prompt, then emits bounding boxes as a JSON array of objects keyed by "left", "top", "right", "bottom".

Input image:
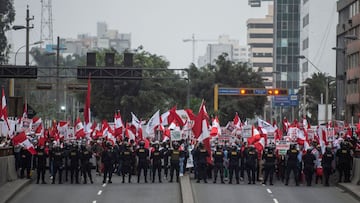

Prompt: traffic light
[
  {"left": 240, "top": 88, "right": 254, "bottom": 95},
  {"left": 267, "top": 88, "right": 288, "bottom": 96}
]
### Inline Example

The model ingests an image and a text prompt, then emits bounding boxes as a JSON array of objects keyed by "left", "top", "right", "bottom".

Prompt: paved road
[
  {"left": 9, "top": 173, "right": 181, "bottom": 203},
  {"left": 192, "top": 180, "right": 359, "bottom": 203}
]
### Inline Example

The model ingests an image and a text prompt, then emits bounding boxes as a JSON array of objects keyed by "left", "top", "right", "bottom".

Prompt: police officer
[
  {"left": 245, "top": 145, "right": 258, "bottom": 184},
  {"left": 302, "top": 149, "right": 316, "bottom": 186},
  {"left": 34, "top": 144, "right": 48, "bottom": 184},
  {"left": 121, "top": 142, "right": 135, "bottom": 183},
  {"left": 80, "top": 143, "right": 94, "bottom": 184},
  {"left": 136, "top": 140, "right": 149, "bottom": 183},
  {"left": 102, "top": 142, "right": 116, "bottom": 184},
  {"left": 262, "top": 146, "right": 276, "bottom": 185},
  {"left": 150, "top": 141, "right": 163, "bottom": 183},
  {"left": 69, "top": 143, "right": 80, "bottom": 184},
  {"left": 228, "top": 144, "right": 241, "bottom": 184},
  {"left": 20, "top": 147, "right": 32, "bottom": 179},
  {"left": 336, "top": 141, "right": 353, "bottom": 183},
  {"left": 194, "top": 142, "right": 209, "bottom": 183},
  {"left": 213, "top": 144, "right": 225, "bottom": 184},
  {"left": 285, "top": 144, "right": 299, "bottom": 186},
  {"left": 63, "top": 143, "right": 71, "bottom": 182},
  {"left": 161, "top": 142, "right": 170, "bottom": 179},
  {"left": 169, "top": 141, "right": 181, "bottom": 182},
  {"left": 322, "top": 146, "right": 334, "bottom": 186},
  {"left": 50, "top": 143, "right": 64, "bottom": 184}
]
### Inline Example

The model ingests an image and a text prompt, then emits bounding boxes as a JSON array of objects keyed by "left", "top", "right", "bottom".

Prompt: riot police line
[{"left": 10, "top": 133, "right": 357, "bottom": 187}]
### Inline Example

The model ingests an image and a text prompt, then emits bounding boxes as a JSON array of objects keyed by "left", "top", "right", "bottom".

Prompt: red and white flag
[
  {"left": 114, "top": 112, "right": 124, "bottom": 137},
  {"left": 74, "top": 118, "right": 86, "bottom": 139},
  {"left": 125, "top": 123, "right": 136, "bottom": 141},
  {"left": 210, "top": 116, "right": 221, "bottom": 137},
  {"left": 233, "top": 112, "right": 241, "bottom": 129},
  {"left": 131, "top": 112, "right": 141, "bottom": 129},
  {"left": 57, "top": 121, "right": 69, "bottom": 139},
  {"left": 161, "top": 106, "right": 185, "bottom": 126},
  {"left": 1, "top": 88, "right": 9, "bottom": 130},
  {"left": 12, "top": 131, "right": 36, "bottom": 155}
]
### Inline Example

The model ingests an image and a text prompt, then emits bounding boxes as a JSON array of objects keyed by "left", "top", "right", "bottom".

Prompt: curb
[
  {"left": 337, "top": 183, "right": 360, "bottom": 202},
  {"left": 180, "top": 175, "right": 195, "bottom": 203},
  {"left": 2, "top": 179, "right": 32, "bottom": 203}
]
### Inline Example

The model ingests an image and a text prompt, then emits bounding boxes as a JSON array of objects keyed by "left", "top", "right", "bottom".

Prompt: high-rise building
[
  {"left": 247, "top": 5, "right": 274, "bottom": 88},
  {"left": 335, "top": 0, "right": 360, "bottom": 122},
  {"left": 97, "top": 22, "right": 108, "bottom": 38},
  {"left": 197, "top": 35, "right": 248, "bottom": 67},
  {"left": 273, "top": 0, "right": 301, "bottom": 93},
  {"left": 300, "top": 0, "right": 337, "bottom": 119}
]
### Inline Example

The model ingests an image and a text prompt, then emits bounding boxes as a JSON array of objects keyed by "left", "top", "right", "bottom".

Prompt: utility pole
[
  {"left": 25, "top": 5, "right": 34, "bottom": 67},
  {"left": 53, "top": 36, "right": 66, "bottom": 119}
]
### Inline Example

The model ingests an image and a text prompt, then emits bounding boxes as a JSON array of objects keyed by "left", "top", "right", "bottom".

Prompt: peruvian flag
[
  {"left": 192, "top": 101, "right": 212, "bottom": 164},
  {"left": 247, "top": 126, "right": 261, "bottom": 145},
  {"left": 57, "top": 121, "right": 69, "bottom": 139},
  {"left": 74, "top": 118, "right": 86, "bottom": 139},
  {"left": 257, "top": 118, "right": 276, "bottom": 133},
  {"left": 1, "top": 87, "right": 9, "bottom": 130},
  {"left": 233, "top": 112, "right": 241, "bottom": 129},
  {"left": 102, "top": 120, "right": 116, "bottom": 145},
  {"left": 302, "top": 116, "right": 311, "bottom": 130},
  {"left": 125, "top": 123, "right": 136, "bottom": 141},
  {"left": 210, "top": 116, "right": 221, "bottom": 137},
  {"left": 35, "top": 123, "right": 44, "bottom": 136},
  {"left": 161, "top": 106, "right": 185, "bottom": 126},
  {"left": 146, "top": 110, "right": 160, "bottom": 136},
  {"left": 185, "top": 109, "right": 196, "bottom": 121},
  {"left": 18, "top": 99, "right": 27, "bottom": 127},
  {"left": 114, "top": 112, "right": 124, "bottom": 137},
  {"left": 84, "top": 75, "right": 91, "bottom": 132},
  {"left": 254, "top": 137, "right": 265, "bottom": 153},
  {"left": 282, "top": 117, "right": 290, "bottom": 133},
  {"left": 12, "top": 131, "right": 36, "bottom": 155}
]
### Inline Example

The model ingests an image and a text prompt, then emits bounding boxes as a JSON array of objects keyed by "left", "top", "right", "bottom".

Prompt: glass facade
[{"left": 274, "top": 0, "right": 301, "bottom": 92}]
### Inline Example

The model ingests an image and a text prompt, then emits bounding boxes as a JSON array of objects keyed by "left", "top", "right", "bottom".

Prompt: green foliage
[{"left": 0, "top": 0, "right": 15, "bottom": 64}]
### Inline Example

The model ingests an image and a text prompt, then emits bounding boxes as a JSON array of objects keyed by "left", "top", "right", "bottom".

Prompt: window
[
  {"left": 249, "top": 33, "right": 274, "bottom": 38},
  {"left": 303, "top": 14, "right": 309, "bottom": 28},
  {"left": 302, "top": 38, "right": 309, "bottom": 50},
  {"left": 282, "top": 21, "right": 288, "bottom": 30}
]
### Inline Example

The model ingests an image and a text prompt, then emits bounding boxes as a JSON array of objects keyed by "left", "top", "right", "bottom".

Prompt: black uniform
[
  {"left": 34, "top": 147, "right": 47, "bottom": 184},
  {"left": 20, "top": 148, "right": 32, "bottom": 179},
  {"left": 302, "top": 150, "right": 316, "bottom": 186},
  {"left": 80, "top": 146, "right": 93, "bottom": 184},
  {"left": 336, "top": 144, "right": 352, "bottom": 183},
  {"left": 69, "top": 146, "right": 80, "bottom": 184},
  {"left": 322, "top": 148, "right": 334, "bottom": 186},
  {"left": 262, "top": 149, "right": 276, "bottom": 185},
  {"left": 228, "top": 147, "right": 241, "bottom": 184},
  {"left": 160, "top": 145, "right": 169, "bottom": 179},
  {"left": 151, "top": 146, "right": 163, "bottom": 183},
  {"left": 194, "top": 146, "right": 209, "bottom": 183},
  {"left": 285, "top": 146, "right": 299, "bottom": 186},
  {"left": 50, "top": 147, "right": 64, "bottom": 184},
  {"left": 63, "top": 144, "right": 71, "bottom": 182},
  {"left": 169, "top": 146, "right": 181, "bottom": 182},
  {"left": 245, "top": 147, "right": 258, "bottom": 184},
  {"left": 102, "top": 145, "right": 116, "bottom": 184},
  {"left": 213, "top": 147, "right": 225, "bottom": 183},
  {"left": 120, "top": 145, "right": 135, "bottom": 183},
  {"left": 136, "top": 144, "right": 149, "bottom": 183}
]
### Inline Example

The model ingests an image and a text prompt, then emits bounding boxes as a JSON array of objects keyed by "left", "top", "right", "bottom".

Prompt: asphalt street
[
  {"left": 9, "top": 173, "right": 181, "bottom": 203},
  {"left": 191, "top": 180, "right": 359, "bottom": 203}
]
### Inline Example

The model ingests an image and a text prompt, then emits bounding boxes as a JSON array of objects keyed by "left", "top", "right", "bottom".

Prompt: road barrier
[
  {"left": 351, "top": 158, "right": 360, "bottom": 185},
  {"left": 0, "top": 155, "right": 18, "bottom": 186}
]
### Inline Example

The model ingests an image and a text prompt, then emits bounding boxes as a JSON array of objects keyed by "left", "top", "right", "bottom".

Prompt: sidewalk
[
  {"left": 338, "top": 183, "right": 360, "bottom": 201},
  {"left": 0, "top": 179, "right": 31, "bottom": 203}
]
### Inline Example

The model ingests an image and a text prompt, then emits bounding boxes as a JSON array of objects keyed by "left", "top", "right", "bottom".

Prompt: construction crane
[{"left": 182, "top": 34, "right": 217, "bottom": 64}]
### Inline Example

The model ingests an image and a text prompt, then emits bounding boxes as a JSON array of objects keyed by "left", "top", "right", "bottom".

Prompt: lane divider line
[
  {"left": 97, "top": 190, "right": 102, "bottom": 195},
  {"left": 92, "top": 201, "right": 97, "bottom": 203},
  {"left": 273, "top": 198, "right": 279, "bottom": 203},
  {"left": 102, "top": 183, "right": 107, "bottom": 187},
  {"left": 267, "top": 188, "right": 272, "bottom": 194}
]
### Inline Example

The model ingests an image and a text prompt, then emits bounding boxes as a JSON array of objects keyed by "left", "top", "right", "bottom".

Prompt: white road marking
[
  {"left": 267, "top": 188, "right": 272, "bottom": 194},
  {"left": 102, "top": 183, "right": 107, "bottom": 187},
  {"left": 97, "top": 190, "right": 102, "bottom": 195},
  {"left": 273, "top": 198, "right": 279, "bottom": 203},
  {"left": 92, "top": 201, "right": 97, "bottom": 203}
]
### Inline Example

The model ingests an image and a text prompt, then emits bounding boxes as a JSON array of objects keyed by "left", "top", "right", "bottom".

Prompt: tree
[
  {"left": 297, "top": 72, "right": 336, "bottom": 124},
  {"left": 0, "top": 0, "right": 15, "bottom": 64}
]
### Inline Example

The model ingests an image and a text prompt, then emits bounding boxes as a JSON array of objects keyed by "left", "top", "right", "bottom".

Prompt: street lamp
[
  {"left": 14, "top": 40, "right": 43, "bottom": 65},
  {"left": 296, "top": 55, "right": 330, "bottom": 124}
]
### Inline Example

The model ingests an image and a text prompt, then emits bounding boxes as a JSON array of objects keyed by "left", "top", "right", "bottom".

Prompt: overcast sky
[{"left": 9, "top": 0, "right": 270, "bottom": 69}]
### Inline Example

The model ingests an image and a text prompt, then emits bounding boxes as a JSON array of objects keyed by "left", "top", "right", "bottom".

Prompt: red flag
[
  {"left": 1, "top": 88, "right": 9, "bottom": 130},
  {"left": 84, "top": 74, "right": 91, "bottom": 129},
  {"left": 12, "top": 132, "right": 36, "bottom": 155},
  {"left": 74, "top": 118, "right": 86, "bottom": 139},
  {"left": 233, "top": 112, "right": 241, "bottom": 129}
]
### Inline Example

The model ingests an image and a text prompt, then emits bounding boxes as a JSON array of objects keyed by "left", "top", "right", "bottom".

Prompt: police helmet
[{"left": 139, "top": 140, "right": 145, "bottom": 147}]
